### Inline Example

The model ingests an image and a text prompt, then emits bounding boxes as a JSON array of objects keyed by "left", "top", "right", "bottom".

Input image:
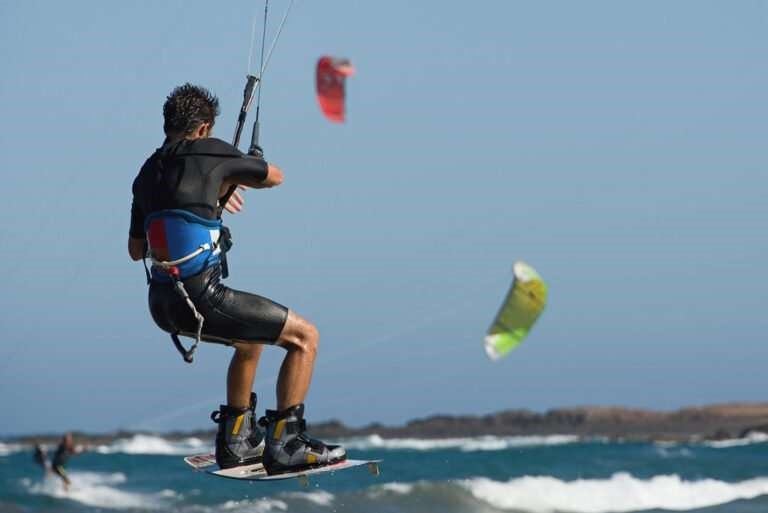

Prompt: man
[
  {"left": 33, "top": 443, "right": 50, "bottom": 475},
  {"left": 51, "top": 433, "right": 78, "bottom": 491},
  {"left": 128, "top": 83, "right": 345, "bottom": 474}
]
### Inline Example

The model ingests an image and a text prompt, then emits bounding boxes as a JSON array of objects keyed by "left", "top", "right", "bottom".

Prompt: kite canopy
[
  {"left": 484, "top": 261, "right": 547, "bottom": 361},
  {"left": 316, "top": 56, "right": 354, "bottom": 123}
]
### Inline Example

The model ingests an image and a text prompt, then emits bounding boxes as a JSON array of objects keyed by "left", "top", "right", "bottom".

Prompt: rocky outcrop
[
  {"left": 9, "top": 403, "right": 768, "bottom": 445},
  {"left": 305, "top": 403, "right": 768, "bottom": 442}
]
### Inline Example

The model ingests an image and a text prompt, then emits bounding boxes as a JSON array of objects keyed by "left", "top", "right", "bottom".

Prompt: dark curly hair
[{"left": 163, "top": 83, "right": 220, "bottom": 136}]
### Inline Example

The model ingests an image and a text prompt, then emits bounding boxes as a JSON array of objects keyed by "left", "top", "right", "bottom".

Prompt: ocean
[{"left": 2, "top": 433, "right": 768, "bottom": 513}]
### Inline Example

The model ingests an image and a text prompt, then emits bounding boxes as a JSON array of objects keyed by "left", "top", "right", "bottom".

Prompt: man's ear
[{"left": 193, "top": 122, "right": 211, "bottom": 138}]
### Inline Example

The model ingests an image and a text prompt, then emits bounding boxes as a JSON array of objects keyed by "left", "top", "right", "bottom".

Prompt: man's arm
[
  {"left": 128, "top": 237, "right": 145, "bottom": 261},
  {"left": 128, "top": 196, "right": 146, "bottom": 261},
  {"left": 222, "top": 161, "right": 283, "bottom": 189},
  {"left": 219, "top": 162, "right": 284, "bottom": 214}
]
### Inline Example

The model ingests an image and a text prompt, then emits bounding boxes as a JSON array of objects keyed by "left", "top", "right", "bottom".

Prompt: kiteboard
[{"left": 184, "top": 453, "right": 381, "bottom": 485}]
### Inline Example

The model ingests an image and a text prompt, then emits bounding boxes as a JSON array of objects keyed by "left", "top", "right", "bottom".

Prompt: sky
[{"left": 0, "top": 1, "right": 766, "bottom": 437}]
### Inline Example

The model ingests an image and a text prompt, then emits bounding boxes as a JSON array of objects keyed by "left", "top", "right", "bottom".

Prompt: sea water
[{"left": 2, "top": 433, "right": 768, "bottom": 513}]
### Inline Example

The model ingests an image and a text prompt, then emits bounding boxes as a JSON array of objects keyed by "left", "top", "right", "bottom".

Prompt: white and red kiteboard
[{"left": 184, "top": 452, "right": 380, "bottom": 486}]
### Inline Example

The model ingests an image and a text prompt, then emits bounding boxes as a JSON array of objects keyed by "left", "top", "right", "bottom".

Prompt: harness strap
[
  {"left": 168, "top": 269, "right": 205, "bottom": 363},
  {"left": 171, "top": 333, "right": 195, "bottom": 363},
  {"left": 142, "top": 257, "right": 152, "bottom": 285},
  {"left": 148, "top": 245, "right": 209, "bottom": 364},
  {"left": 150, "top": 243, "right": 212, "bottom": 268}
]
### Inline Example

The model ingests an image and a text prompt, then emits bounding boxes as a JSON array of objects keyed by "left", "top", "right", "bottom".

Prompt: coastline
[{"left": 8, "top": 402, "right": 768, "bottom": 446}]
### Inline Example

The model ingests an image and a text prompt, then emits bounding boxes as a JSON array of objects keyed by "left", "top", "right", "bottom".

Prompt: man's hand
[{"left": 223, "top": 185, "right": 249, "bottom": 214}]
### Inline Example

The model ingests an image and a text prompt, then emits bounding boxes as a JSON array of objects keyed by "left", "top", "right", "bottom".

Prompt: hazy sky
[{"left": 1, "top": 1, "right": 766, "bottom": 436}]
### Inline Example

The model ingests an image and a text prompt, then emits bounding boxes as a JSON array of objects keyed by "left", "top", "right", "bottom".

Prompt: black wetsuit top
[
  {"left": 130, "top": 137, "right": 288, "bottom": 344},
  {"left": 130, "top": 137, "right": 268, "bottom": 237},
  {"left": 52, "top": 443, "right": 72, "bottom": 468},
  {"left": 33, "top": 445, "right": 47, "bottom": 467}
]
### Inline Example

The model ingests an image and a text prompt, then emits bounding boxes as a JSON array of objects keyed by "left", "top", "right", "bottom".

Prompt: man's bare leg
[
  {"left": 213, "top": 342, "right": 266, "bottom": 469},
  {"left": 227, "top": 343, "right": 264, "bottom": 408},
  {"left": 261, "top": 310, "right": 346, "bottom": 469},
  {"left": 53, "top": 466, "right": 70, "bottom": 492},
  {"left": 274, "top": 311, "right": 319, "bottom": 410},
  {"left": 225, "top": 309, "right": 316, "bottom": 411}
]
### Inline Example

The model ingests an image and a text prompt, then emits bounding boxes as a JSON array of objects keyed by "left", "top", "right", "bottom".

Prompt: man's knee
[
  {"left": 279, "top": 313, "right": 319, "bottom": 353},
  {"left": 304, "top": 322, "right": 319, "bottom": 346},
  {"left": 295, "top": 321, "right": 319, "bottom": 354}
]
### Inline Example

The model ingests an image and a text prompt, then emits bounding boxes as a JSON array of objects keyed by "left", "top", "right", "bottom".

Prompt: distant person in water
[
  {"left": 33, "top": 443, "right": 50, "bottom": 475},
  {"left": 51, "top": 433, "right": 81, "bottom": 491}
]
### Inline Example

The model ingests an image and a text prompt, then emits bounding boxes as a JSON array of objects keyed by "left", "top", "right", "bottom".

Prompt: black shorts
[{"left": 148, "top": 265, "right": 288, "bottom": 344}]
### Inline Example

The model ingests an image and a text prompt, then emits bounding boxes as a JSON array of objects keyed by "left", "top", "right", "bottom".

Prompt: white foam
[
  {"left": 378, "top": 482, "right": 415, "bottom": 494},
  {"left": 24, "top": 470, "right": 173, "bottom": 510},
  {"left": 0, "top": 442, "right": 24, "bottom": 456},
  {"left": 654, "top": 446, "right": 694, "bottom": 459},
  {"left": 365, "top": 482, "right": 415, "bottom": 499},
  {"left": 703, "top": 431, "right": 768, "bottom": 448},
  {"left": 280, "top": 490, "right": 335, "bottom": 506},
  {"left": 461, "top": 472, "right": 768, "bottom": 513},
  {"left": 95, "top": 434, "right": 209, "bottom": 455},
  {"left": 339, "top": 434, "right": 579, "bottom": 452},
  {"left": 221, "top": 498, "right": 288, "bottom": 512}
]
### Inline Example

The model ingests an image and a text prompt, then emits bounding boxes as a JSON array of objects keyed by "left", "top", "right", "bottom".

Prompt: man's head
[{"left": 163, "top": 83, "right": 220, "bottom": 139}]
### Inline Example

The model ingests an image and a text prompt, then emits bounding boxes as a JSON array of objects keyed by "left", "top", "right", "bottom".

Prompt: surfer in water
[
  {"left": 51, "top": 433, "right": 79, "bottom": 491},
  {"left": 128, "top": 84, "right": 345, "bottom": 474},
  {"left": 33, "top": 443, "right": 50, "bottom": 475}
]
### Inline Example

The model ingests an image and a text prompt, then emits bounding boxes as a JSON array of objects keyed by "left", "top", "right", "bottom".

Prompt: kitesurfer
[
  {"left": 51, "top": 433, "right": 79, "bottom": 491},
  {"left": 33, "top": 443, "right": 50, "bottom": 475},
  {"left": 128, "top": 84, "right": 346, "bottom": 473}
]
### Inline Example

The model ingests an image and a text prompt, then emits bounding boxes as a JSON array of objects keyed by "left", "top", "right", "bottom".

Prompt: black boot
[
  {"left": 211, "top": 393, "right": 264, "bottom": 469},
  {"left": 260, "top": 403, "right": 346, "bottom": 474}
]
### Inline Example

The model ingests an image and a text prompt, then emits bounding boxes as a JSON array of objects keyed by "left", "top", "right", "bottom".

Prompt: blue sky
[{"left": 0, "top": 1, "right": 766, "bottom": 436}]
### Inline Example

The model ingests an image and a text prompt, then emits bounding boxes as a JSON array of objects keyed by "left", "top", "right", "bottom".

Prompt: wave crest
[
  {"left": 0, "top": 442, "right": 24, "bottom": 456},
  {"left": 340, "top": 434, "right": 579, "bottom": 451},
  {"left": 23, "top": 471, "right": 174, "bottom": 510},
  {"left": 703, "top": 431, "right": 768, "bottom": 448},
  {"left": 95, "top": 434, "right": 208, "bottom": 455},
  {"left": 462, "top": 473, "right": 768, "bottom": 513}
]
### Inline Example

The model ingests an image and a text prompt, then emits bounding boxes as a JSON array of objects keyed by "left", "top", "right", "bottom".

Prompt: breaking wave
[
  {"left": 279, "top": 490, "right": 335, "bottom": 506},
  {"left": 16, "top": 470, "right": 768, "bottom": 513},
  {"left": 0, "top": 442, "right": 24, "bottom": 457},
  {"left": 461, "top": 473, "right": 768, "bottom": 512},
  {"left": 218, "top": 498, "right": 288, "bottom": 512},
  {"left": 703, "top": 431, "right": 768, "bottom": 448},
  {"left": 339, "top": 434, "right": 580, "bottom": 451},
  {"left": 22, "top": 470, "right": 177, "bottom": 510},
  {"left": 95, "top": 434, "right": 209, "bottom": 455}
]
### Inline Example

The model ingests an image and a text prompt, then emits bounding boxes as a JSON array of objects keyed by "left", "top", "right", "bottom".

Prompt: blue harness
[
  {"left": 145, "top": 209, "right": 222, "bottom": 282},
  {"left": 143, "top": 209, "right": 227, "bottom": 363}
]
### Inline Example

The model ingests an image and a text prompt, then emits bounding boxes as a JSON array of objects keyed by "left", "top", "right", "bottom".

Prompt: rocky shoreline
[{"left": 9, "top": 403, "right": 768, "bottom": 446}]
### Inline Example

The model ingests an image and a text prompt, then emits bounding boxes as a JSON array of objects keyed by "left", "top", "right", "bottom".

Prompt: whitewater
[{"left": 2, "top": 434, "right": 768, "bottom": 513}]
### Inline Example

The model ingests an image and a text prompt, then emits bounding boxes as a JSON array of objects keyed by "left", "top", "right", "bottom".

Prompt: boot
[
  {"left": 260, "top": 403, "right": 346, "bottom": 474},
  {"left": 211, "top": 392, "right": 265, "bottom": 469}
]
